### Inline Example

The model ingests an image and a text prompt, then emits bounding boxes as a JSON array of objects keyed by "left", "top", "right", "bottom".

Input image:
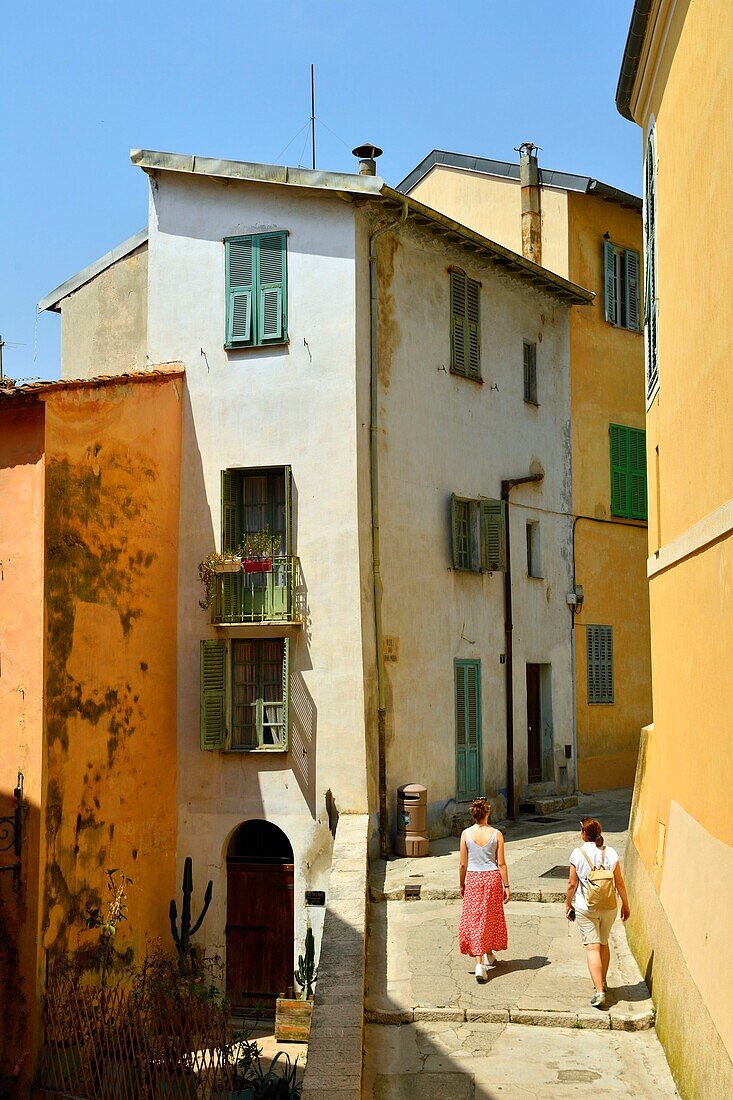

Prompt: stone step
[
  {"left": 370, "top": 884, "right": 565, "bottom": 903},
  {"left": 519, "top": 794, "right": 579, "bottom": 815},
  {"left": 364, "top": 1003, "right": 655, "bottom": 1032}
]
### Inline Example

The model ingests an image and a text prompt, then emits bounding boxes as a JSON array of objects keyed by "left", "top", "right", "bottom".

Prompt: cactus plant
[
  {"left": 293, "top": 926, "right": 317, "bottom": 1000},
  {"left": 169, "top": 857, "right": 213, "bottom": 974}
]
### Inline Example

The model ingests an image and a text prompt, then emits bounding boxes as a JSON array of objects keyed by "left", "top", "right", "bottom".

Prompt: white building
[{"left": 40, "top": 148, "right": 591, "bottom": 1008}]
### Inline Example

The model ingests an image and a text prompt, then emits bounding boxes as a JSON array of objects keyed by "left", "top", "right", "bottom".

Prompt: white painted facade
[{"left": 44, "top": 155, "right": 583, "bottom": 984}]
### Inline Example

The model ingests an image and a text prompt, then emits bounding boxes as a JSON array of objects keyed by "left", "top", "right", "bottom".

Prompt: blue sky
[{"left": 1, "top": 1, "right": 638, "bottom": 382}]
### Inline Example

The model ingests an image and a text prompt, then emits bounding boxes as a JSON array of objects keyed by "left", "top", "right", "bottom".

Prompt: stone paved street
[{"left": 362, "top": 792, "right": 679, "bottom": 1098}]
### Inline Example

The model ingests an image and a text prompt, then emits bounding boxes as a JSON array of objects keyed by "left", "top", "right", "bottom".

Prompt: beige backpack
[{"left": 582, "top": 846, "right": 617, "bottom": 912}]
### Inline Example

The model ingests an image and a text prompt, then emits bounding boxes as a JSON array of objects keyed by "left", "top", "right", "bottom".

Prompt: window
[
  {"left": 200, "top": 637, "right": 290, "bottom": 751},
  {"left": 225, "top": 231, "right": 287, "bottom": 348},
  {"left": 526, "top": 521, "right": 541, "bottom": 577},
  {"left": 603, "top": 240, "right": 640, "bottom": 332},
  {"left": 523, "top": 341, "right": 538, "bottom": 404},
  {"left": 450, "top": 270, "right": 481, "bottom": 380},
  {"left": 610, "top": 424, "right": 647, "bottom": 519},
  {"left": 586, "top": 625, "right": 613, "bottom": 704},
  {"left": 221, "top": 467, "right": 291, "bottom": 556},
  {"left": 455, "top": 659, "right": 482, "bottom": 801},
  {"left": 450, "top": 495, "right": 506, "bottom": 572},
  {"left": 644, "top": 126, "right": 659, "bottom": 402}
]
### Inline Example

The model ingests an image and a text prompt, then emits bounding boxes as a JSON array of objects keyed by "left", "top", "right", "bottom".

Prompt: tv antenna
[{"left": 310, "top": 64, "right": 316, "bottom": 170}]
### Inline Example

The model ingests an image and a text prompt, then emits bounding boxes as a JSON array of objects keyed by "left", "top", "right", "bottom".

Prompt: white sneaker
[
  {"left": 590, "top": 990, "right": 605, "bottom": 1008},
  {"left": 475, "top": 963, "right": 488, "bottom": 984},
  {"left": 483, "top": 952, "right": 497, "bottom": 969}
]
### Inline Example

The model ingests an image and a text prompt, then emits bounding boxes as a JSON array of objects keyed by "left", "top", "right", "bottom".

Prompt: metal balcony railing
[{"left": 211, "top": 555, "right": 301, "bottom": 625}]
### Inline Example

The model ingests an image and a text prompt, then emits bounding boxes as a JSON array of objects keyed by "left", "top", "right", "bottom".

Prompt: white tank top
[{"left": 466, "top": 828, "right": 499, "bottom": 872}]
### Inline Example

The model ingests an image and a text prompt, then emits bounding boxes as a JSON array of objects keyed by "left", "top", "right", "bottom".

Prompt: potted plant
[
  {"left": 240, "top": 530, "right": 280, "bottom": 574},
  {"left": 274, "top": 927, "right": 317, "bottom": 1043},
  {"left": 198, "top": 551, "right": 243, "bottom": 610}
]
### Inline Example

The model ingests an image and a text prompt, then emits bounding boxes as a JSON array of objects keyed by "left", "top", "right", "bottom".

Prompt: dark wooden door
[
  {"left": 226, "top": 860, "right": 294, "bottom": 1013},
  {"left": 526, "top": 664, "right": 542, "bottom": 784}
]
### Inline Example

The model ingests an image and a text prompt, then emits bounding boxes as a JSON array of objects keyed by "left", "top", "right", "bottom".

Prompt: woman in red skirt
[{"left": 458, "top": 796, "right": 510, "bottom": 982}]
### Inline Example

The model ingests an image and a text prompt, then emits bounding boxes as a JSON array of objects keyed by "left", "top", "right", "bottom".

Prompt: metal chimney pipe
[
  {"left": 352, "top": 143, "right": 383, "bottom": 177},
  {"left": 517, "top": 142, "right": 542, "bottom": 266}
]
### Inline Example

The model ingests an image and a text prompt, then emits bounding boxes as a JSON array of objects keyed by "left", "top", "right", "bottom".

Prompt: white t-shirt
[{"left": 569, "top": 843, "right": 619, "bottom": 912}]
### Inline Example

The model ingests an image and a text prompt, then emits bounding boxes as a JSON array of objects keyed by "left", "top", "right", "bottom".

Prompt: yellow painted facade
[
  {"left": 0, "top": 369, "right": 182, "bottom": 1088},
  {"left": 408, "top": 163, "right": 651, "bottom": 792},
  {"left": 618, "top": 0, "right": 733, "bottom": 1094}
]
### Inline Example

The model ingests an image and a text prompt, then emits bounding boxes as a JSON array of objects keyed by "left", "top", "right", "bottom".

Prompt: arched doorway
[{"left": 226, "top": 820, "right": 294, "bottom": 1013}]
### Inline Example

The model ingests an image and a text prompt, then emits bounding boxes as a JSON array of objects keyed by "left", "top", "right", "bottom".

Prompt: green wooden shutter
[
  {"left": 625, "top": 249, "right": 640, "bottom": 331},
  {"left": 284, "top": 465, "right": 293, "bottom": 555},
  {"left": 587, "top": 626, "right": 613, "bottom": 704},
  {"left": 523, "top": 342, "right": 537, "bottom": 403},
  {"left": 610, "top": 424, "right": 630, "bottom": 517},
  {"left": 455, "top": 660, "right": 481, "bottom": 801},
  {"left": 257, "top": 232, "right": 287, "bottom": 343},
  {"left": 451, "top": 494, "right": 471, "bottom": 570},
  {"left": 226, "top": 237, "right": 254, "bottom": 346},
  {"left": 450, "top": 271, "right": 467, "bottom": 376},
  {"left": 281, "top": 637, "right": 290, "bottom": 750},
  {"left": 221, "top": 470, "right": 239, "bottom": 620},
  {"left": 629, "top": 428, "right": 648, "bottom": 519},
  {"left": 466, "top": 277, "right": 481, "bottom": 380},
  {"left": 603, "top": 240, "right": 616, "bottom": 324},
  {"left": 480, "top": 499, "right": 506, "bottom": 572},
  {"left": 200, "top": 639, "right": 227, "bottom": 749}
]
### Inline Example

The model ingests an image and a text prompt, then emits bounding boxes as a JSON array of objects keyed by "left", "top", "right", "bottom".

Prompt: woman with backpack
[{"left": 565, "top": 817, "right": 631, "bottom": 1008}]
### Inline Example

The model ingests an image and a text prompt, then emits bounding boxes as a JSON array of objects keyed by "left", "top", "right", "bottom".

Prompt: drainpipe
[
  {"left": 518, "top": 142, "right": 542, "bottom": 267},
  {"left": 501, "top": 471, "right": 544, "bottom": 819},
  {"left": 370, "top": 203, "right": 409, "bottom": 858}
]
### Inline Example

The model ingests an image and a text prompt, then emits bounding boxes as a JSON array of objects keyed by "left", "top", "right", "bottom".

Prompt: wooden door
[
  {"left": 226, "top": 860, "right": 294, "bottom": 1013},
  {"left": 526, "top": 664, "right": 542, "bottom": 783}
]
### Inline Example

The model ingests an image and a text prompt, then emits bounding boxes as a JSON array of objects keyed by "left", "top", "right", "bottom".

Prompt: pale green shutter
[
  {"left": 587, "top": 625, "right": 613, "bottom": 704},
  {"left": 284, "top": 465, "right": 293, "bottom": 555},
  {"left": 466, "top": 277, "right": 481, "bottom": 380},
  {"left": 625, "top": 249, "right": 640, "bottom": 332},
  {"left": 455, "top": 660, "right": 481, "bottom": 800},
  {"left": 603, "top": 240, "right": 616, "bottom": 324},
  {"left": 610, "top": 424, "right": 630, "bottom": 517},
  {"left": 226, "top": 237, "right": 254, "bottom": 346},
  {"left": 629, "top": 428, "right": 648, "bottom": 519},
  {"left": 221, "top": 470, "right": 239, "bottom": 620},
  {"left": 480, "top": 499, "right": 506, "bottom": 572},
  {"left": 200, "top": 640, "right": 227, "bottom": 749},
  {"left": 257, "top": 232, "right": 287, "bottom": 343},
  {"left": 450, "top": 271, "right": 467, "bottom": 376},
  {"left": 451, "top": 494, "right": 471, "bottom": 569}
]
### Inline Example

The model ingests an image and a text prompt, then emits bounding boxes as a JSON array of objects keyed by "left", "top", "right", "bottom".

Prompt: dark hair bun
[{"left": 470, "top": 797, "right": 491, "bottom": 823}]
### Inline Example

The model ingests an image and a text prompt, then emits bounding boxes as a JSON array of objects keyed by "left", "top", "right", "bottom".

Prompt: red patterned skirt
[{"left": 459, "top": 870, "right": 508, "bottom": 956}]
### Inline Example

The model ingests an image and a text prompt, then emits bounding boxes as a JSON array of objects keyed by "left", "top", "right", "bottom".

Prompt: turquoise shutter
[
  {"left": 450, "top": 271, "right": 467, "bottom": 375},
  {"left": 629, "top": 428, "right": 648, "bottom": 519},
  {"left": 480, "top": 499, "right": 506, "bottom": 572},
  {"left": 257, "top": 232, "right": 287, "bottom": 343},
  {"left": 455, "top": 660, "right": 481, "bottom": 801},
  {"left": 625, "top": 249, "right": 640, "bottom": 331},
  {"left": 610, "top": 424, "right": 630, "bottom": 517},
  {"left": 466, "top": 277, "right": 481, "bottom": 380},
  {"left": 200, "top": 640, "right": 227, "bottom": 749},
  {"left": 603, "top": 240, "right": 616, "bottom": 324},
  {"left": 226, "top": 237, "right": 254, "bottom": 346}
]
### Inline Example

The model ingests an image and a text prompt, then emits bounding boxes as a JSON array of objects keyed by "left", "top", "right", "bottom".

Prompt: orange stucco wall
[
  {"left": 567, "top": 193, "right": 652, "bottom": 791},
  {"left": 0, "top": 404, "right": 46, "bottom": 1084},
  {"left": 40, "top": 375, "right": 182, "bottom": 975}
]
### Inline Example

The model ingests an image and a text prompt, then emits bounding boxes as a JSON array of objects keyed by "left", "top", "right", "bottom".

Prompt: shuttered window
[
  {"left": 451, "top": 495, "right": 506, "bottom": 572},
  {"left": 586, "top": 625, "right": 614, "bottom": 705},
  {"left": 523, "top": 341, "right": 537, "bottom": 404},
  {"left": 450, "top": 271, "right": 482, "bottom": 380},
  {"left": 225, "top": 231, "right": 287, "bottom": 348},
  {"left": 455, "top": 659, "right": 482, "bottom": 801},
  {"left": 200, "top": 638, "right": 290, "bottom": 751},
  {"left": 610, "top": 424, "right": 647, "bottom": 519},
  {"left": 644, "top": 127, "right": 659, "bottom": 402},
  {"left": 603, "top": 240, "right": 640, "bottom": 332}
]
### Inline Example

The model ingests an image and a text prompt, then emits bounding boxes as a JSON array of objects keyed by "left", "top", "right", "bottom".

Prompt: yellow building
[
  {"left": 401, "top": 149, "right": 651, "bottom": 793},
  {"left": 616, "top": 0, "right": 733, "bottom": 1094}
]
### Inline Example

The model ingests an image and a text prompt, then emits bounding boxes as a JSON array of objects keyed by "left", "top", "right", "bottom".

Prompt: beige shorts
[{"left": 575, "top": 907, "right": 617, "bottom": 946}]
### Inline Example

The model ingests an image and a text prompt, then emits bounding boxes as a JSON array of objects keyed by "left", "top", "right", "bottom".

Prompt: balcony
[{"left": 210, "top": 556, "right": 301, "bottom": 625}]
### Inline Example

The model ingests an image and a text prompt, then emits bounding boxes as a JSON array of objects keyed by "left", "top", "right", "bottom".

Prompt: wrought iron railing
[
  {"left": 0, "top": 774, "right": 22, "bottom": 876},
  {"left": 210, "top": 555, "right": 301, "bottom": 625}
]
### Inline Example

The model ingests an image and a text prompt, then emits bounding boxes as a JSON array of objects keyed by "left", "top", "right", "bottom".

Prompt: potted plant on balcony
[
  {"left": 240, "top": 530, "right": 280, "bottom": 575},
  {"left": 198, "top": 551, "right": 243, "bottom": 610},
  {"left": 274, "top": 926, "right": 317, "bottom": 1044}
]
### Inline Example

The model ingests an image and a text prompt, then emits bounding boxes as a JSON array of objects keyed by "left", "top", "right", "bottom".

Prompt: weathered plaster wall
[
  {"left": 145, "top": 172, "right": 368, "bottom": 962},
  {"left": 373, "top": 216, "right": 574, "bottom": 830},
  {"left": 59, "top": 244, "right": 148, "bottom": 380},
  {"left": 566, "top": 192, "right": 650, "bottom": 791},
  {"left": 41, "top": 375, "right": 181, "bottom": 970},
  {"left": 0, "top": 403, "right": 45, "bottom": 1084}
]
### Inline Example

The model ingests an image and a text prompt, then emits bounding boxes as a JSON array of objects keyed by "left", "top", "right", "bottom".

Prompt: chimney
[
  {"left": 352, "top": 143, "right": 383, "bottom": 177},
  {"left": 517, "top": 142, "right": 542, "bottom": 266}
]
